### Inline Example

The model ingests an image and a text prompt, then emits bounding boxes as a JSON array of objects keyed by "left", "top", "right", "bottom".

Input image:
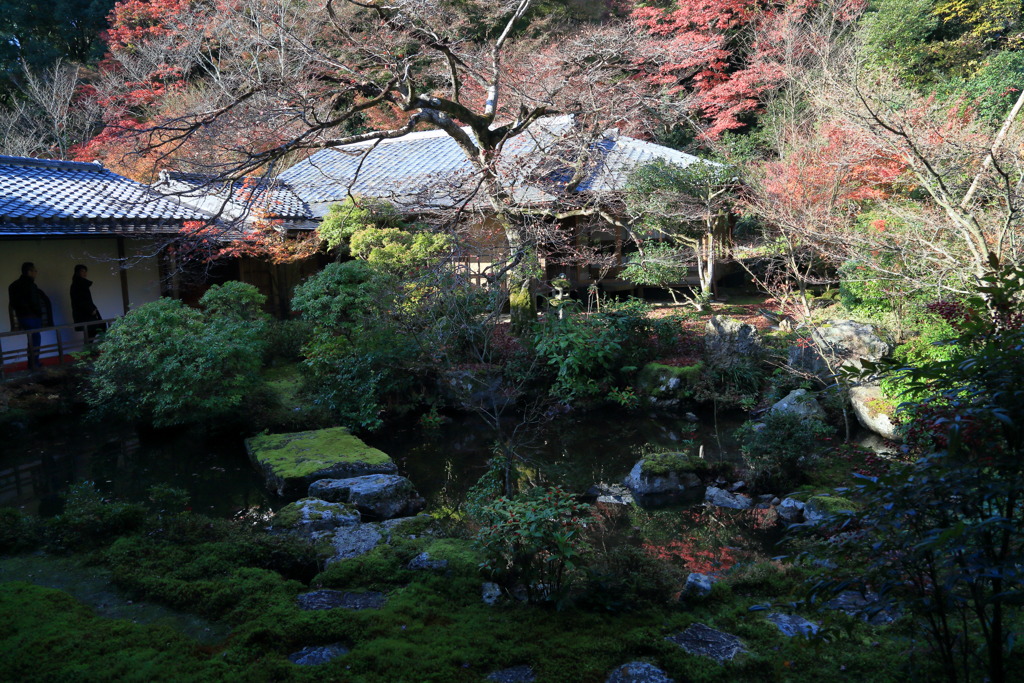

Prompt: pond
[{"left": 1, "top": 406, "right": 750, "bottom": 517}]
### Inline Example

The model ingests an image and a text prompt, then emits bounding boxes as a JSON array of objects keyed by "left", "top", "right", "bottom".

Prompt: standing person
[
  {"left": 8, "top": 262, "right": 52, "bottom": 369},
  {"left": 70, "top": 264, "right": 104, "bottom": 342}
]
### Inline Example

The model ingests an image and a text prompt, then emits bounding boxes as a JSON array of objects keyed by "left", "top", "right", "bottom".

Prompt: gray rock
[
  {"left": 296, "top": 589, "right": 387, "bottom": 611},
  {"left": 407, "top": 552, "right": 448, "bottom": 572},
  {"left": 767, "top": 613, "right": 820, "bottom": 638},
  {"left": 587, "top": 483, "right": 636, "bottom": 505},
  {"left": 606, "top": 661, "right": 675, "bottom": 683},
  {"left": 482, "top": 582, "right": 502, "bottom": 606},
  {"left": 770, "top": 389, "right": 825, "bottom": 420},
  {"left": 310, "top": 474, "right": 426, "bottom": 520},
  {"left": 666, "top": 623, "right": 744, "bottom": 663},
  {"left": 683, "top": 573, "right": 715, "bottom": 598},
  {"left": 623, "top": 461, "right": 684, "bottom": 497},
  {"left": 849, "top": 384, "right": 901, "bottom": 441},
  {"left": 789, "top": 320, "right": 893, "bottom": 378},
  {"left": 288, "top": 643, "right": 349, "bottom": 665},
  {"left": 826, "top": 590, "right": 900, "bottom": 625},
  {"left": 684, "top": 412, "right": 699, "bottom": 422},
  {"left": 273, "top": 498, "right": 360, "bottom": 535},
  {"left": 705, "top": 486, "right": 752, "bottom": 510},
  {"left": 326, "top": 523, "right": 384, "bottom": 564},
  {"left": 705, "top": 316, "right": 762, "bottom": 365},
  {"left": 486, "top": 665, "right": 536, "bottom": 682},
  {"left": 776, "top": 497, "right": 805, "bottom": 523},
  {"left": 803, "top": 496, "right": 855, "bottom": 524}
]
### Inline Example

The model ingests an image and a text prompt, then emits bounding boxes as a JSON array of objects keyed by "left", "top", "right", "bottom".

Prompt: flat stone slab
[
  {"left": 407, "top": 552, "right": 448, "bottom": 571},
  {"left": 767, "top": 613, "right": 819, "bottom": 638},
  {"left": 326, "top": 523, "right": 384, "bottom": 564},
  {"left": 309, "top": 474, "right": 425, "bottom": 520},
  {"left": 296, "top": 589, "right": 386, "bottom": 611},
  {"left": 826, "top": 590, "right": 900, "bottom": 625},
  {"left": 273, "top": 498, "right": 360, "bottom": 534},
  {"left": 246, "top": 427, "right": 397, "bottom": 498},
  {"left": 486, "top": 665, "right": 536, "bottom": 682},
  {"left": 607, "top": 662, "right": 675, "bottom": 683},
  {"left": 666, "top": 623, "right": 744, "bottom": 663},
  {"left": 288, "top": 643, "right": 349, "bottom": 665}
]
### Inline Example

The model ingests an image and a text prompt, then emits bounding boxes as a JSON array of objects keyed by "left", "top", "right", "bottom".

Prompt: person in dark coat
[
  {"left": 8, "top": 261, "right": 52, "bottom": 368},
  {"left": 70, "top": 264, "right": 104, "bottom": 342}
]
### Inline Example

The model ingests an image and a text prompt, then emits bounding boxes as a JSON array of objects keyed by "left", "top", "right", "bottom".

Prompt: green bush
[
  {"left": 0, "top": 507, "right": 41, "bottom": 554},
  {"left": 87, "top": 283, "right": 270, "bottom": 428},
  {"left": 735, "top": 411, "right": 834, "bottom": 491},
  {"left": 475, "top": 486, "right": 590, "bottom": 604},
  {"left": 47, "top": 482, "right": 146, "bottom": 551},
  {"left": 880, "top": 312, "right": 960, "bottom": 401}
]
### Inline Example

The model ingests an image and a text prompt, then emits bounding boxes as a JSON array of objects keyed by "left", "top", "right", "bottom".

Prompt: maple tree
[{"left": 83, "top": 0, "right": 668, "bottom": 322}]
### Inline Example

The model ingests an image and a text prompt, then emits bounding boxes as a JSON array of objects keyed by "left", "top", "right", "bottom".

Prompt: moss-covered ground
[{"left": 0, "top": 496, "right": 959, "bottom": 683}]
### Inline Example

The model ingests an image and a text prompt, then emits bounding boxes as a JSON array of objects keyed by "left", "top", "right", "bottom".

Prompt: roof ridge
[{"left": 0, "top": 155, "right": 107, "bottom": 173}]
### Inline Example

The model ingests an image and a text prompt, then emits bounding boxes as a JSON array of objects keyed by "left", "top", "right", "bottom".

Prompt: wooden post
[{"left": 117, "top": 237, "right": 130, "bottom": 315}]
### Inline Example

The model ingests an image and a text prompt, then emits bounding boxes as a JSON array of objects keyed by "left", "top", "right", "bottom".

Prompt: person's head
[
  {"left": 20, "top": 262, "right": 36, "bottom": 279},
  {"left": 74, "top": 264, "right": 88, "bottom": 278}
]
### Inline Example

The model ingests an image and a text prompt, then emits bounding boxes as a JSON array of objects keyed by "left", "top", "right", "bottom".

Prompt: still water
[{"left": 1, "top": 407, "right": 748, "bottom": 516}]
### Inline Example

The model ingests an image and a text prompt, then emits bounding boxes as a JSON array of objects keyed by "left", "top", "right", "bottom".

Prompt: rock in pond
[
  {"left": 246, "top": 427, "right": 397, "bottom": 498},
  {"left": 788, "top": 320, "right": 893, "bottom": 378},
  {"left": 635, "top": 362, "right": 703, "bottom": 407},
  {"left": 288, "top": 643, "right": 349, "bottom": 666},
  {"left": 705, "top": 316, "right": 762, "bottom": 365},
  {"left": 666, "top": 623, "right": 744, "bottom": 663},
  {"left": 850, "top": 384, "right": 901, "bottom": 441},
  {"left": 607, "top": 662, "right": 674, "bottom": 683},
  {"left": 309, "top": 474, "right": 425, "bottom": 520}
]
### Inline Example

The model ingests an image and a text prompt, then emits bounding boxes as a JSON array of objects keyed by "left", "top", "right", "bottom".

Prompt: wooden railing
[{"left": 0, "top": 318, "right": 118, "bottom": 378}]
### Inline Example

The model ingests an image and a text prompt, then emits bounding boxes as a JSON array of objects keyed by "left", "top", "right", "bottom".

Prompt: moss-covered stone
[
  {"left": 636, "top": 362, "right": 703, "bottom": 405},
  {"left": 274, "top": 497, "right": 360, "bottom": 531},
  {"left": 245, "top": 427, "right": 397, "bottom": 498}
]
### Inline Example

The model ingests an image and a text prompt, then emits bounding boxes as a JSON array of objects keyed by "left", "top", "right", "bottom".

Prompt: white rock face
[
  {"left": 770, "top": 388, "right": 825, "bottom": 420},
  {"left": 849, "top": 384, "right": 901, "bottom": 441}
]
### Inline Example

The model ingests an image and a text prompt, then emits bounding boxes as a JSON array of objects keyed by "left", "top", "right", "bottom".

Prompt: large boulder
[
  {"left": 325, "top": 515, "right": 430, "bottom": 565},
  {"left": 704, "top": 316, "right": 762, "bottom": 365},
  {"left": 309, "top": 474, "right": 425, "bottom": 520},
  {"left": 769, "top": 388, "right": 825, "bottom": 420},
  {"left": 246, "top": 427, "right": 397, "bottom": 498},
  {"left": 849, "top": 384, "right": 901, "bottom": 441},
  {"left": 789, "top": 320, "right": 892, "bottom": 378},
  {"left": 635, "top": 362, "right": 703, "bottom": 407}
]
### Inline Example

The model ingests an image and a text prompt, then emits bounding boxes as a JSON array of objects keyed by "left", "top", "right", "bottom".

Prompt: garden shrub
[
  {"left": 735, "top": 411, "right": 834, "bottom": 491},
  {"left": 475, "top": 486, "right": 591, "bottom": 604},
  {"left": 879, "top": 310, "right": 960, "bottom": 402},
  {"left": 47, "top": 482, "right": 146, "bottom": 551},
  {"left": 87, "top": 283, "right": 270, "bottom": 428},
  {"left": 0, "top": 507, "right": 41, "bottom": 554}
]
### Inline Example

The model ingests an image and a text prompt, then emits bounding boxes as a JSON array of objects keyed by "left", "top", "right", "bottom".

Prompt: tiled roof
[
  {"left": 0, "top": 155, "right": 207, "bottom": 235},
  {"left": 156, "top": 172, "right": 314, "bottom": 222},
  {"left": 279, "top": 116, "right": 709, "bottom": 216}
]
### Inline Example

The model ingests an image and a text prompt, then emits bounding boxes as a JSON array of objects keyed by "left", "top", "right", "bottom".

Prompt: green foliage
[
  {"left": 624, "top": 158, "right": 734, "bottom": 242},
  {"left": 735, "top": 411, "right": 834, "bottom": 491},
  {"left": 0, "top": 507, "right": 42, "bottom": 554},
  {"left": 532, "top": 300, "right": 670, "bottom": 401},
  {"left": 475, "top": 486, "right": 590, "bottom": 604},
  {"left": 350, "top": 225, "right": 454, "bottom": 275},
  {"left": 880, "top": 312, "right": 960, "bottom": 401},
  {"left": 291, "top": 260, "right": 396, "bottom": 333},
  {"left": 87, "top": 284, "right": 270, "bottom": 428},
  {"left": 47, "top": 482, "right": 146, "bottom": 551},
  {"left": 939, "top": 50, "right": 1024, "bottom": 123},
  {"left": 816, "top": 261, "right": 1024, "bottom": 683},
  {"left": 316, "top": 196, "right": 406, "bottom": 254},
  {"left": 694, "top": 358, "right": 766, "bottom": 409},
  {"left": 621, "top": 242, "right": 691, "bottom": 298}
]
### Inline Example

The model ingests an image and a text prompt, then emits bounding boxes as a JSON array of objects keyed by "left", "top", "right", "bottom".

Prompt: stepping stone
[
  {"left": 246, "top": 427, "right": 397, "bottom": 498},
  {"left": 767, "top": 613, "right": 819, "bottom": 638},
  {"left": 407, "top": 552, "right": 448, "bottom": 571},
  {"left": 310, "top": 474, "right": 425, "bottom": 520},
  {"left": 826, "top": 590, "right": 900, "bottom": 625},
  {"left": 666, "top": 623, "right": 744, "bottom": 663},
  {"left": 288, "top": 643, "right": 348, "bottom": 665},
  {"left": 296, "top": 589, "right": 387, "bottom": 611},
  {"left": 486, "top": 665, "right": 535, "bottom": 682},
  {"left": 607, "top": 661, "right": 674, "bottom": 682}
]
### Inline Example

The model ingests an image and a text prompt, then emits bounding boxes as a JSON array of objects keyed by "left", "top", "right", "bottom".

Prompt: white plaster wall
[{"left": 1, "top": 237, "right": 165, "bottom": 359}]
